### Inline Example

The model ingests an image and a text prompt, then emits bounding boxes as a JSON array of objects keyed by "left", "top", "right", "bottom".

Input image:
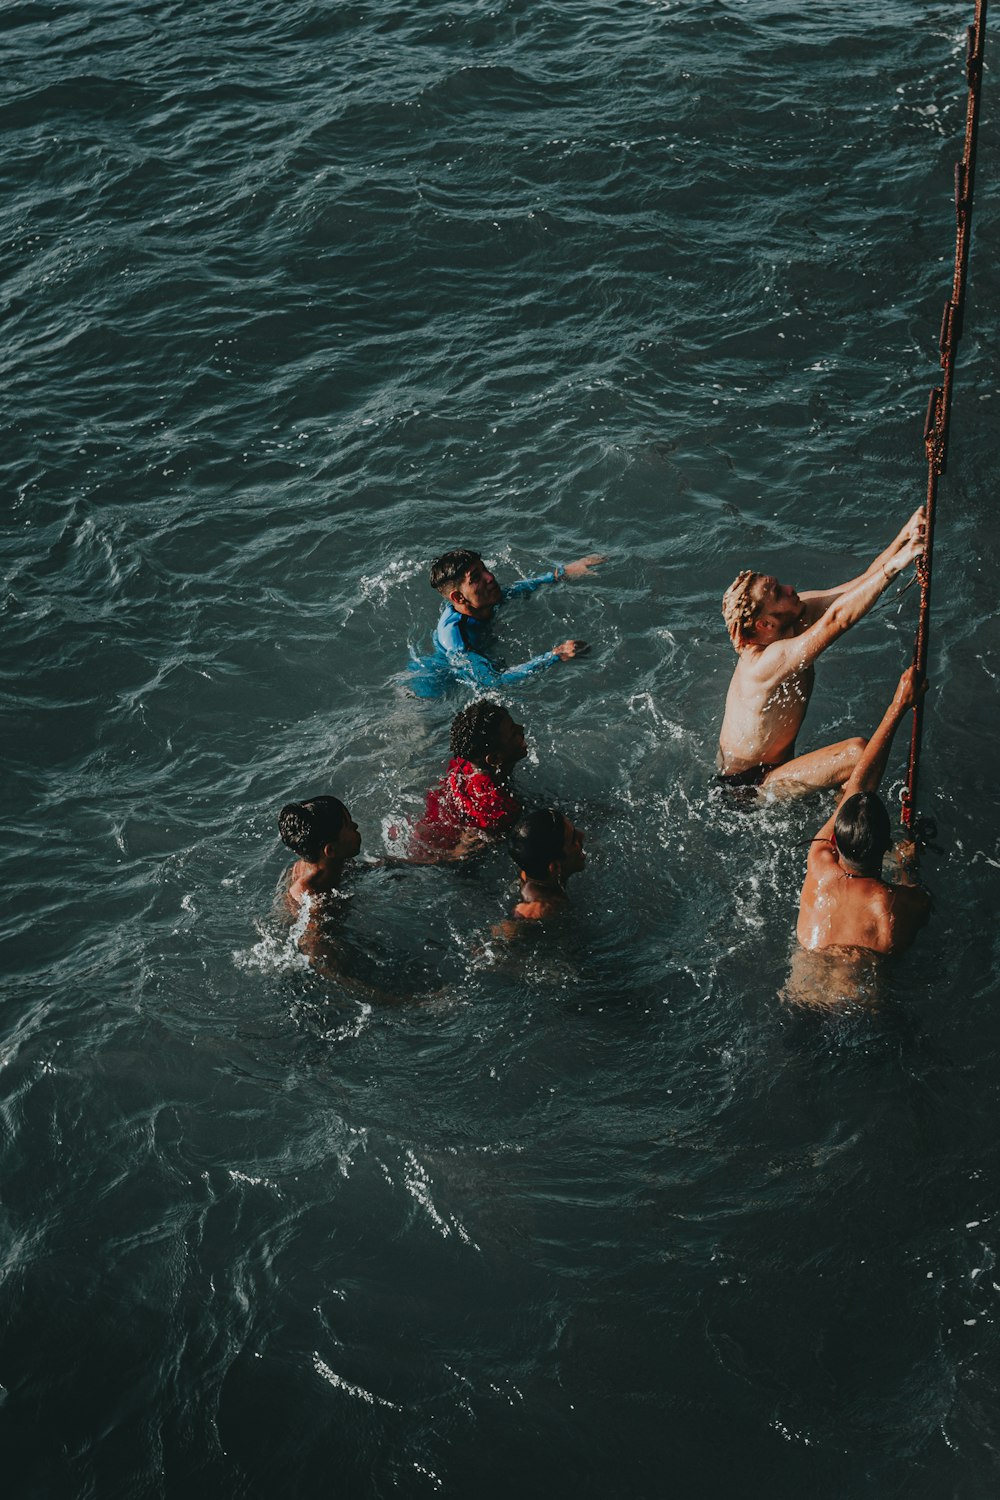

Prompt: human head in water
[
  {"left": 278, "top": 796, "right": 361, "bottom": 863},
  {"left": 833, "top": 791, "right": 891, "bottom": 875},
  {"left": 450, "top": 700, "right": 527, "bottom": 775},
  {"left": 430, "top": 550, "right": 503, "bottom": 615},
  {"left": 509, "top": 808, "right": 586, "bottom": 884}
]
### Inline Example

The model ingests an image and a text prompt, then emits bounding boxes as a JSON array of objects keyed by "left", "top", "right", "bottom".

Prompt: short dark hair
[
  {"left": 834, "top": 792, "right": 891, "bottom": 870},
  {"left": 278, "top": 797, "right": 347, "bottom": 861},
  {"left": 430, "top": 549, "right": 481, "bottom": 595},
  {"left": 509, "top": 808, "right": 566, "bottom": 880},
  {"left": 450, "top": 700, "right": 510, "bottom": 765}
]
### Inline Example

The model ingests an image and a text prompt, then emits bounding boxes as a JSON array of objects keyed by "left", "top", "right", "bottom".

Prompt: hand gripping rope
[{"left": 902, "top": 0, "right": 989, "bottom": 833}]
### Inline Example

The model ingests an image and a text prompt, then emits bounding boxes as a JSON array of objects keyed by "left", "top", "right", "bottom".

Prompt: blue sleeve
[
  {"left": 434, "top": 602, "right": 559, "bottom": 684},
  {"left": 434, "top": 612, "right": 469, "bottom": 656},
  {"left": 448, "top": 647, "right": 560, "bottom": 687},
  {"left": 502, "top": 565, "right": 564, "bottom": 601}
]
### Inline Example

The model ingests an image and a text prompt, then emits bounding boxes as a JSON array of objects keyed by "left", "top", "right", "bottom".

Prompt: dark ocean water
[{"left": 3, "top": 1, "right": 1000, "bottom": 1495}]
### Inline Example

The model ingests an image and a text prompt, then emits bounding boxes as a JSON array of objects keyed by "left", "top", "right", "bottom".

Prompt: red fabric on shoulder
[
  {"left": 411, "top": 758, "right": 520, "bottom": 852},
  {"left": 447, "top": 759, "right": 520, "bottom": 831}
]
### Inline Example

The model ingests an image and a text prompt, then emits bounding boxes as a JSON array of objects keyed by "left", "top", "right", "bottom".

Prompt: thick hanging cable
[{"left": 901, "top": 0, "right": 989, "bottom": 832}]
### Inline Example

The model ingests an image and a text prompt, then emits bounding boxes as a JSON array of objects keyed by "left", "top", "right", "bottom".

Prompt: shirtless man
[
  {"left": 717, "top": 507, "right": 925, "bottom": 795},
  {"left": 796, "top": 666, "right": 930, "bottom": 956}
]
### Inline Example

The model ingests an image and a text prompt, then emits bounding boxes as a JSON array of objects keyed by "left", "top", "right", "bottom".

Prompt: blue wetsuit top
[{"left": 431, "top": 567, "right": 564, "bottom": 688}]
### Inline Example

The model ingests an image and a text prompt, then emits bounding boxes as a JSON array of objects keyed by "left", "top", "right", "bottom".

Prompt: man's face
[
  {"left": 750, "top": 575, "right": 803, "bottom": 639},
  {"left": 559, "top": 817, "right": 586, "bottom": 877},
  {"left": 493, "top": 711, "right": 528, "bottom": 769},
  {"left": 333, "top": 807, "right": 362, "bottom": 861},
  {"left": 455, "top": 558, "right": 502, "bottom": 612}
]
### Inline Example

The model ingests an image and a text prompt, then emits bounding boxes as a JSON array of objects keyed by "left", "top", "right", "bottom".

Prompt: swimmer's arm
[
  {"left": 892, "top": 836, "right": 922, "bottom": 886},
  {"left": 800, "top": 507, "right": 926, "bottom": 610},
  {"left": 448, "top": 647, "right": 561, "bottom": 686},
  {"left": 407, "top": 828, "right": 488, "bottom": 864},
  {"left": 502, "top": 555, "right": 605, "bottom": 599},
  {"left": 812, "top": 669, "right": 923, "bottom": 850},
  {"left": 503, "top": 567, "right": 565, "bottom": 599},
  {"left": 363, "top": 854, "right": 426, "bottom": 870},
  {"left": 890, "top": 841, "right": 931, "bottom": 921},
  {"left": 757, "top": 565, "right": 917, "bottom": 683}
]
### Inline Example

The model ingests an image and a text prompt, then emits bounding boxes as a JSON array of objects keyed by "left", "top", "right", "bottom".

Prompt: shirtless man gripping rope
[
  {"left": 717, "top": 506, "right": 925, "bottom": 797},
  {"left": 796, "top": 665, "right": 930, "bottom": 956}
]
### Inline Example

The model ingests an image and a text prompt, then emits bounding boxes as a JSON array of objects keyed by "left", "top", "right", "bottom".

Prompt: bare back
[{"left": 797, "top": 842, "right": 929, "bottom": 956}]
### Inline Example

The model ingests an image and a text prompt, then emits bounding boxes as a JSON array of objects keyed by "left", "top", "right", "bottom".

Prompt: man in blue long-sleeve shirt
[{"left": 423, "top": 548, "right": 604, "bottom": 690}]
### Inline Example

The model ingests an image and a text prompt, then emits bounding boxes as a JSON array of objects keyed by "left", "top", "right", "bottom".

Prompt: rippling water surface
[{"left": 4, "top": 1, "right": 1000, "bottom": 1494}]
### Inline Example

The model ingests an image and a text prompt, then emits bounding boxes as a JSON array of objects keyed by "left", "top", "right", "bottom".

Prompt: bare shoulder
[
  {"left": 513, "top": 899, "right": 558, "bottom": 922},
  {"left": 740, "top": 636, "right": 805, "bottom": 688},
  {"left": 806, "top": 837, "right": 839, "bottom": 875}
]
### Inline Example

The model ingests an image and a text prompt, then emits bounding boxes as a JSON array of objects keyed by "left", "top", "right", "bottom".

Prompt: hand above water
[
  {"left": 553, "top": 639, "right": 590, "bottom": 660},
  {"left": 562, "top": 553, "right": 607, "bottom": 579},
  {"left": 892, "top": 507, "right": 926, "bottom": 570},
  {"left": 892, "top": 665, "right": 927, "bottom": 712}
]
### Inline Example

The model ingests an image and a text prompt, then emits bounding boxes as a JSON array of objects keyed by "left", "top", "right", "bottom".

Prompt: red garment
[{"left": 414, "top": 758, "right": 520, "bottom": 850}]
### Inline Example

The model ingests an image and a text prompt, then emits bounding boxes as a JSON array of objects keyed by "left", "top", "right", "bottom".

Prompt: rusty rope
[{"left": 901, "top": 0, "right": 989, "bottom": 832}]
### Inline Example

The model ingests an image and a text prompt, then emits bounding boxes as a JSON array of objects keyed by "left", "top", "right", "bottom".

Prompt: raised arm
[
  {"left": 759, "top": 528, "right": 923, "bottom": 685},
  {"left": 801, "top": 507, "right": 925, "bottom": 611},
  {"left": 813, "top": 667, "right": 924, "bottom": 843}
]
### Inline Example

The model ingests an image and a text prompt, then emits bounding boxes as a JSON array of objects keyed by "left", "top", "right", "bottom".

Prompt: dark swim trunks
[
  {"left": 713, "top": 747, "right": 795, "bottom": 802},
  {"left": 715, "top": 763, "right": 770, "bottom": 791}
]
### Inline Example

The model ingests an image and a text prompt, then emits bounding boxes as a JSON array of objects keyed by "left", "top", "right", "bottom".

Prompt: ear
[
  {"left": 449, "top": 587, "right": 465, "bottom": 607},
  {"left": 322, "top": 840, "right": 340, "bottom": 860}
]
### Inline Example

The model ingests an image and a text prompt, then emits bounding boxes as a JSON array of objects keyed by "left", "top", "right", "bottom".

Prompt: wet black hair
[
  {"left": 430, "top": 549, "right": 481, "bottom": 595},
  {"left": 509, "top": 808, "right": 566, "bottom": 880},
  {"left": 278, "top": 796, "right": 347, "bottom": 861},
  {"left": 834, "top": 792, "right": 891, "bottom": 871},
  {"left": 450, "top": 700, "right": 511, "bottom": 765}
]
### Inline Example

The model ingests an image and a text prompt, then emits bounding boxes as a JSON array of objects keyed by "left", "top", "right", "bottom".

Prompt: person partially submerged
[
  {"left": 796, "top": 665, "right": 930, "bottom": 958},
  {"left": 279, "top": 795, "right": 361, "bottom": 910},
  {"left": 418, "top": 547, "right": 605, "bottom": 691},
  {"left": 410, "top": 699, "right": 528, "bottom": 861},
  {"left": 717, "top": 506, "right": 925, "bottom": 797},
  {"left": 278, "top": 795, "right": 412, "bottom": 1000},
  {"left": 500, "top": 808, "right": 587, "bottom": 929}
]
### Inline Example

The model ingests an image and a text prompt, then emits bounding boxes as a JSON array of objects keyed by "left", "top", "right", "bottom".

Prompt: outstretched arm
[
  {"left": 562, "top": 553, "right": 607, "bottom": 579},
  {"left": 503, "top": 553, "right": 606, "bottom": 599},
  {"left": 759, "top": 530, "right": 923, "bottom": 685},
  {"left": 448, "top": 640, "right": 588, "bottom": 686},
  {"left": 813, "top": 666, "right": 924, "bottom": 842},
  {"left": 801, "top": 507, "right": 925, "bottom": 611}
]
